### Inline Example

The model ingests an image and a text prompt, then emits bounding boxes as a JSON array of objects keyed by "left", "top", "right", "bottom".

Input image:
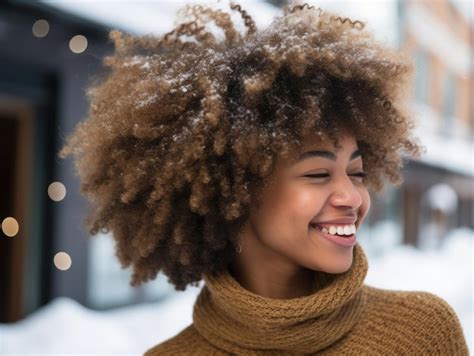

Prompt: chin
[{"left": 320, "top": 254, "right": 354, "bottom": 274}]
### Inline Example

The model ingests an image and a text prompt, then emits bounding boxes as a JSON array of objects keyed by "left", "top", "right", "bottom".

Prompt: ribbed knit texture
[{"left": 144, "top": 243, "right": 469, "bottom": 355}]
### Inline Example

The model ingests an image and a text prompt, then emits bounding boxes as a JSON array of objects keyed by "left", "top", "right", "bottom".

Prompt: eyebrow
[{"left": 296, "top": 149, "right": 361, "bottom": 163}]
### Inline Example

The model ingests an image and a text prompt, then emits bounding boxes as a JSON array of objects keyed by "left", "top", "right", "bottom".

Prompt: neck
[{"left": 229, "top": 222, "right": 317, "bottom": 299}]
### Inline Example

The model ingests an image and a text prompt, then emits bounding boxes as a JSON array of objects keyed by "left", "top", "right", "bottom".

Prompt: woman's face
[{"left": 245, "top": 131, "right": 370, "bottom": 274}]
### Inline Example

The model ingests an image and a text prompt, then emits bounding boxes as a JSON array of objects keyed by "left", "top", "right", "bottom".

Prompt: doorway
[{"left": 0, "top": 98, "right": 32, "bottom": 322}]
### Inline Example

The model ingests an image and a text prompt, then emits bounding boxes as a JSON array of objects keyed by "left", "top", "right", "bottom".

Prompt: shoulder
[
  {"left": 362, "top": 285, "right": 469, "bottom": 355},
  {"left": 143, "top": 324, "right": 224, "bottom": 356},
  {"left": 364, "top": 284, "right": 461, "bottom": 321}
]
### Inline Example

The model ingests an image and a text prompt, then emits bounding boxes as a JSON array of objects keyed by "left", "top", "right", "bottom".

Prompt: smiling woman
[
  {"left": 58, "top": 1, "right": 468, "bottom": 355},
  {"left": 228, "top": 131, "right": 371, "bottom": 300}
]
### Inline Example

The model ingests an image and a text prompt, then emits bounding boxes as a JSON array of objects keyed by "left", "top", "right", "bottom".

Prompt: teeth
[{"left": 316, "top": 224, "right": 356, "bottom": 236}]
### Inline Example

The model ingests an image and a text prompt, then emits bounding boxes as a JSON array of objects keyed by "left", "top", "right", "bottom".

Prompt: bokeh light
[
  {"left": 2, "top": 217, "right": 19, "bottom": 237},
  {"left": 54, "top": 252, "right": 72, "bottom": 271},
  {"left": 48, "top": 181, "right": 67, "bottom": 202},
  {"left": 69, "top": 34, "right": 88, "bottom": 53},
  {"left": 32, "top": 19, "right": 49, "bottom": 38}
]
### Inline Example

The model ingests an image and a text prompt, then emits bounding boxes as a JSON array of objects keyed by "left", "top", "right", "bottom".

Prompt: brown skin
[{"left": 230, "top": 131, "right": 370, "bottom": 299}]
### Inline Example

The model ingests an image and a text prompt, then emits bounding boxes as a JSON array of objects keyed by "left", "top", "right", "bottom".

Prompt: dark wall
[{"left": 0, "top": 0, "right": 114, "bottom": 317}]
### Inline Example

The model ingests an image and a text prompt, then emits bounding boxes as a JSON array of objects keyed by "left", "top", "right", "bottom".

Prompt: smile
[{"left": 310, "top": 224, "right": 357, "bottom": 247}]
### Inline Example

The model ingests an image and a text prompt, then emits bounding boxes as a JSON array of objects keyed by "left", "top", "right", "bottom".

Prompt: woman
[{"left": 60, "top": 2, "right": 469, "bottom": 355}]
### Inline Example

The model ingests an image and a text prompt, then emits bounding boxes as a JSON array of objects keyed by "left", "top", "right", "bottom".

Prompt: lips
[{"left": 311, "top": 218, "right": 357, "bottom": 225}]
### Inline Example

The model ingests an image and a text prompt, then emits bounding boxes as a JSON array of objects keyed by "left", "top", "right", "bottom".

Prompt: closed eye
[{"left": 305, "top": 172, "right": 367, "bottom": 179}]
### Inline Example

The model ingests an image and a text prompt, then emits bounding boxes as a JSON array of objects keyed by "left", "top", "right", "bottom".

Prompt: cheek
[
  {"left": 254, "top": 185, "right": 318, "bottom": 229},
  {"left": 259, "top": 188, "right": 298, "bottom": 222},
  {"left": 270, "top": 185, "right": 328, "bottom": 228},
  {"left": 293, "top": 187, "right": 328, "bottom": 220}
]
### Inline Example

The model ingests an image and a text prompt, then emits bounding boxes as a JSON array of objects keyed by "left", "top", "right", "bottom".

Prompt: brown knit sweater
[{"left": 144, "top": 243, "right": 469, "bottom": 355}]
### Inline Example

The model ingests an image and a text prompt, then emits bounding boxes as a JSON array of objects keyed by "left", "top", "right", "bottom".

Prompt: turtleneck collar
[{"left": 193, "top": 242, "right": 369, "bottom": 355}]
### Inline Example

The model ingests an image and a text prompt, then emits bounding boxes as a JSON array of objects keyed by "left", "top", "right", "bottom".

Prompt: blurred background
[{"left": 0, "top": 0, "right": 472, "bottom": 354}]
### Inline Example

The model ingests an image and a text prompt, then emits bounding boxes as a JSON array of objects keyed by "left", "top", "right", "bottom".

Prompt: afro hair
[{"left": 59, "top": 2, "right": 424, "bottom": 291}]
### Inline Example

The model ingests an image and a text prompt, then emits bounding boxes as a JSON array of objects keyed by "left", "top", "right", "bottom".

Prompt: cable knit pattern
[{"left": 144, "top": 243, "right": 469, "bottom": 355}]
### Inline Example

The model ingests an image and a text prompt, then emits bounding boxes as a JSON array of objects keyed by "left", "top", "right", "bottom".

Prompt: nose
[{"left": 329, "top": 175, "right": 363, "bottom": 209}]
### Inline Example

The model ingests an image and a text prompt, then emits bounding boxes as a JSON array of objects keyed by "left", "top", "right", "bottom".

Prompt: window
[
  {"left": 440, "top": 71, "right": 456, "bottom": 135},
  {"left": 414, "top": 49, "right": 430, "bottom": 104}
]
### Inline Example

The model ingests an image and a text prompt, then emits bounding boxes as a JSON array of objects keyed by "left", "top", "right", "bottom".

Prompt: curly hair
[{"left": 59, "top": 2, "right": 425, "bottom": 291}]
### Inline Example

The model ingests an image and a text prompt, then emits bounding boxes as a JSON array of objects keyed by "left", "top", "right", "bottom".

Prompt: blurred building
[
  {"left": 397, "top": 0, "right": 473, "bottom": 247},
  {"left": 0, "top": 0, "right": 472, "bottom": 324}
]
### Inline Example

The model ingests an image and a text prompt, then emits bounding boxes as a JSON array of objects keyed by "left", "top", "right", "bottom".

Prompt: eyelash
[{"left": 305, "top": 172, "right": 367, "bottom": 180}]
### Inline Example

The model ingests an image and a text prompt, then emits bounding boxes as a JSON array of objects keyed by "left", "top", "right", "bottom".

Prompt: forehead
[
  {"left": 280, "top": 131, "right": 359, "bottom": 166},
  {"left": 300, "top": 130, "right": 358, "bottom": 153}
]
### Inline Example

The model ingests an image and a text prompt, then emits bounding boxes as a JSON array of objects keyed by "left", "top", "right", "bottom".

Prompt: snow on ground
[
  {"left": 0, "top": 227, "right": 472, "bottom": 355},
  {"left": 0, "top": 286, "right": 201, "bottom": 356}
]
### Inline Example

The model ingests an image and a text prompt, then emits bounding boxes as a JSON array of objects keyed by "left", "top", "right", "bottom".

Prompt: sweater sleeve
[{"left": 420, "top": 292, "right": 469, "bottom": 355}]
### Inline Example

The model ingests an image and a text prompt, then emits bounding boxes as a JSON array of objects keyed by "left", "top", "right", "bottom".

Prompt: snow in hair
[{"left": 59, "top": 2, "right": 424, "bottom": 291}]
